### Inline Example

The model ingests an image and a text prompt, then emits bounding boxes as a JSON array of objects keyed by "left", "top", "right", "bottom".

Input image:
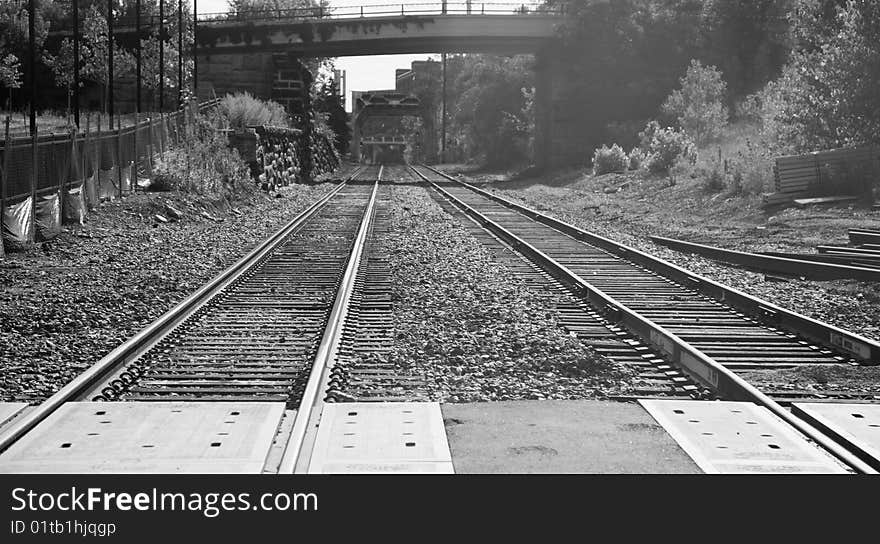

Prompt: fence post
[
  {"left": 62, "top": 128, "right": 72, "bottom": 213},
  {"left": 133, "top": 112, "right": 138, "bottom": 193},
  {"left": 147, "top": 116, "right": 154, "bottom": 174},
  {"left": 117, "top": 117, "right": 123, "bottom": 199},
  {"left": 30, "top": 125, "right": 37, "bottom": 245},
  {"left": 84, "top": 113, "right": 91, "bottom": 209},
  {"left": 96, "top": 114, "right": 102, "bottom": 201},
  {"left": 1, "top": 117, "right": 10, "bottom": 254}
]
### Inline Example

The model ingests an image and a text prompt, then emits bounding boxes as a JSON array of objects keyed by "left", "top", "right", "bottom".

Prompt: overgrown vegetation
[
  {"left": 219, "top": 92, "right": 290, "bottom": 131},
  {"left": 661, "top": 60, "right": 728, "bottom": 146},
  {"left": 570, "top": 0, "right": 878, "bottom": 197},
  {"left": 151, "top": 111, "right": 256, "bottom": 201},
  {"left": 592, "top": 144, "right": 628, "bottom": 175}
]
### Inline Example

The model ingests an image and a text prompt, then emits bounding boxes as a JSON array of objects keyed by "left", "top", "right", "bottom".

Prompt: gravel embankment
[
  {"left": 484, "top": 185, "right": 880, "bottom": 339},
  {"left": 0, "top": 185, "right": 333, "bottom": 402},
  {"left": 383, "top": 185, "right": 634, "bottom": 402},
  {"left": 474, "top": 174, "right": 880, "bottom": 394}
]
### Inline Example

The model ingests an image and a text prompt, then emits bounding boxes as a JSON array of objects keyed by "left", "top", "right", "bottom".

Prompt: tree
[
  {"left": 312, "top": 74, "right": 349, "bottom": 154},
  {"left": 662, "top": 59, "right": 729, "bottom": 146},
  {"left": 758, "top": 0, "right": 880, "bottom": 151},
  {"left": 449, "top": 54, "right": 534, "bottom": 166}
]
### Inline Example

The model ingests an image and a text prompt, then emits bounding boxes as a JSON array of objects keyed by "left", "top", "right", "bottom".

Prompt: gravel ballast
[
  {"left": 0, "top": 185, "right": 333, "bottom": 403},
  {"left": 383, "top": 185, "right": 634, "bottom": 402},
  {"left": 466, "top": 171, "right": 880, "bottom": 395}
]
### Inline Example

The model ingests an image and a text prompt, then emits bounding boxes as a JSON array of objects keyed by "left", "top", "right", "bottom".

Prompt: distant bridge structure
[
  {"left": 351, "top": 91, "right": 425, "bottom": 162},
  {"left": 195, "top": 2, "right": 561, "bottom": 56},
  {"left": 193, "top": 3, "right": 574, "bottom": 168}
]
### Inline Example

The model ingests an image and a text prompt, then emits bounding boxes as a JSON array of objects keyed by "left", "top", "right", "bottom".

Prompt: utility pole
[
  {"left": 193, "top": 0, "right": 198, "bottom": 99},
  {"left": 177, "top": 0, "right": 183, "bottom": 108},
  {"left": 136, "top": 0, "right": 141, "bottom": 113},
  {"left": 441, "top": 53, "right": 446, "bottom": 164},
  {"left": 28, "top": 0, "right": 36, "bottom": 135},
  {"left": 73, "top": 0, "right": 80, "bottom": 127},
  {"left": 159, "top": 0, "right": 164, "bottom": 111},
  {"left": 108, "top": 0, "right": 114, "bottom": 125}
]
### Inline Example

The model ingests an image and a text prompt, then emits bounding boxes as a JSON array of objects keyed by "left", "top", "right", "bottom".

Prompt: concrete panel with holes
[
  {"left": 308, "top": 402, "right": 453, "bottom": 473},
  {"left": 640, "top": 399, "right": 848, "bottom": 474},
  {"left": 0, "top": 402, "right": 285, "bottom": 473},
  {"left": 791, "top": 403, "right": 880, "bottom": 469}
]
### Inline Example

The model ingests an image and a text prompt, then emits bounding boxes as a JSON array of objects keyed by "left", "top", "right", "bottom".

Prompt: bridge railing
[{"left": 198, "top": 2, "right": 561, "bottom": 24}]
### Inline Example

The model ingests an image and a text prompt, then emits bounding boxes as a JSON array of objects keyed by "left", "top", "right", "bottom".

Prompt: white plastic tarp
[
  {"left": 2, "top": 196, "right": 34, "bottom": 249},
  {"left": 35, "top": 192, "right": 61, "bottom": 241}
]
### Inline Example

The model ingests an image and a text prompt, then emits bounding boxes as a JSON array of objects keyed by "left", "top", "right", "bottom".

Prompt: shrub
[
  {"left": 152, "top": 114, "right": 255, "bottom": 200},
  {"left": 219, "top": 92, "right": 289, "bottom": 131},
  {"left": 661, "top": 59, "right": 729, "bottom": 146},
  {"left": 641, "top": 124, "right": 697, "bottom": 174},
  {"left": 727, "top": 155, "right": 772, "bottom": 196},
  {"left": 698, "top": 161, "right": 726, "bottom": 193},
  {"left": 638, "top": 120, "right": 661, "bottom": 150},
  {"left": 592, "top": 144, "right": 629, "bottom": 175},
  {"left": 628, "top": 147, "right": 647, "bottom": 170}
]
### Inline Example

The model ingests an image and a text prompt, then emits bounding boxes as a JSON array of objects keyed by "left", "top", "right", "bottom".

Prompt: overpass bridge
[
  {"left": 192, "top": 2, "right": 572, "bottom": 168},
  {"left": 195, "top": 3, "right": 561, "bottom": 56}
]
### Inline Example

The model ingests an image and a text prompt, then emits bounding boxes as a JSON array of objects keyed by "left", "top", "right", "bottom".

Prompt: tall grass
[
  {"left": 219, "top": 92, "right": 289, "bottom": 131},
  {"left": 694, "top": 121, "right": 774, "bottom": 195}
]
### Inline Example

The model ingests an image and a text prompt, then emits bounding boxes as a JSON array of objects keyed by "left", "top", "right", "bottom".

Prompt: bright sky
[{"left": 197, "top": 0, "right": 439, "bottom": 111}]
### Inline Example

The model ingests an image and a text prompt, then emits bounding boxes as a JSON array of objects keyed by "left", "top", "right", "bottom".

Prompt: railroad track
[
  {"left": 411, "top": 164, "right": 880, "bottom": 473},
  {"left": 2, "top": 162, "right": 877, "bottom": 474},
  {"left": 0, "top": 165, "right": 394, "bottom": 473}
]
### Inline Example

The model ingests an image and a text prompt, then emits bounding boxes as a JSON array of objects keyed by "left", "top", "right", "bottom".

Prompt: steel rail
[
  {"left": 413, "top": 165, "right": 877, "bottom": 474},
  {"left": 279, "top": 179, "right": 381, "bottom": 473},
  {"left": 650, "top": 235, "right": 880, "bottom": 282},
  {"left": 0, "top": 169, "right": 364, "bottom": 454},
  {"left": 421, "top": 165, "right": 880, "bottom": 364}
]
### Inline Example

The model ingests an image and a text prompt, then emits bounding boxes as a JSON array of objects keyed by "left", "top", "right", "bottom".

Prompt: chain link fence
[{"left": 0, "top": 99, "right": 221, "bottom": 254}]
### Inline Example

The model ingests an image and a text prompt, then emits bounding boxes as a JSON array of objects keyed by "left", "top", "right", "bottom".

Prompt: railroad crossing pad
[
  {"left": 640, "top": 399, "right": 849, "bottom": 474},
  {"left": 441, "top": 400, "right": 701, "bottom": 473},
  {"left": 791, "top": 403, "right": 880, "bottom": 468},
  {"left": 308, "top": 402, "right": 453, "bottom": 473},
  {"left": 0, "top": 402, "right": 28, "bottom": 432},
  {"left": 0, "top": 402, "right": 285, "bottom": 473}
]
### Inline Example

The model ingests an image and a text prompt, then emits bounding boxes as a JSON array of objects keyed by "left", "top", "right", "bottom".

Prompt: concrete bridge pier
[
  {"left": 533, "top": 48, "right": 582, "bottom": 170},
  {"left": 534, "top": 48, "right": 553, "bottom": 172}
]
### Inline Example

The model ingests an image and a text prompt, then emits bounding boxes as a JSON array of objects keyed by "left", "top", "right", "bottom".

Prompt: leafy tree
[
  {"left": 758, "top": 0, "right": 880, "bottom": 151},
  {"left": 662, "top": 59, "right": 728, "bottom": 146},
  {"left": 312, "top": 74, "right": 349, "bottom": 154},
  {"left": 450, "top": 54, "right": 534, "bottom": 166}
]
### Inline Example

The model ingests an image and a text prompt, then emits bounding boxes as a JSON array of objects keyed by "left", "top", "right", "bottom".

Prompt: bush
[
  {"left": 592, "top": 144, "right": 629, "bottom": 175},
  {"left": 641, "top": 123, "right": 697, "bottom": 174},
  {"left": 727, "top": 154, "right": 772, "bottom": 196},
  {"left": 661, "top": 59, "right": 729, "bottom": 146},
  {"left": 152, "top": 114, "right": 255, "bottom": 200},
  {"left": 219, "top": 92, "right": 289, "bottom": 131},
  {"left": 698, "top": 161, "right": 726, "bottom": 193},
  {"left": 628, "top": 147, "right": 647, "bottom": 170}
]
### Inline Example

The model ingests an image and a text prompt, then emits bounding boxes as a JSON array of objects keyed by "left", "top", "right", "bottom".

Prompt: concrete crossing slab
[
  {"left": 0, "top": 403, "right": 28, "bottom": 432},
  {"left": 640, "top": 399, "right": 848, "bottom": 474},
  {"left": 308, "top": 402, "right": 453, "bottom": 473},
  {"left": 792, "top": 402, "right": 880, "bottom": 468},
  {"left": 0, "top": 402, "right": 285, "bottom": 473}
]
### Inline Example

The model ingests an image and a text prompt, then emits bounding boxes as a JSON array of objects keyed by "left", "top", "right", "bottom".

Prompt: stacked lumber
[{"left": 762, "top": 146, "right": 879, "bottom": 207}]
